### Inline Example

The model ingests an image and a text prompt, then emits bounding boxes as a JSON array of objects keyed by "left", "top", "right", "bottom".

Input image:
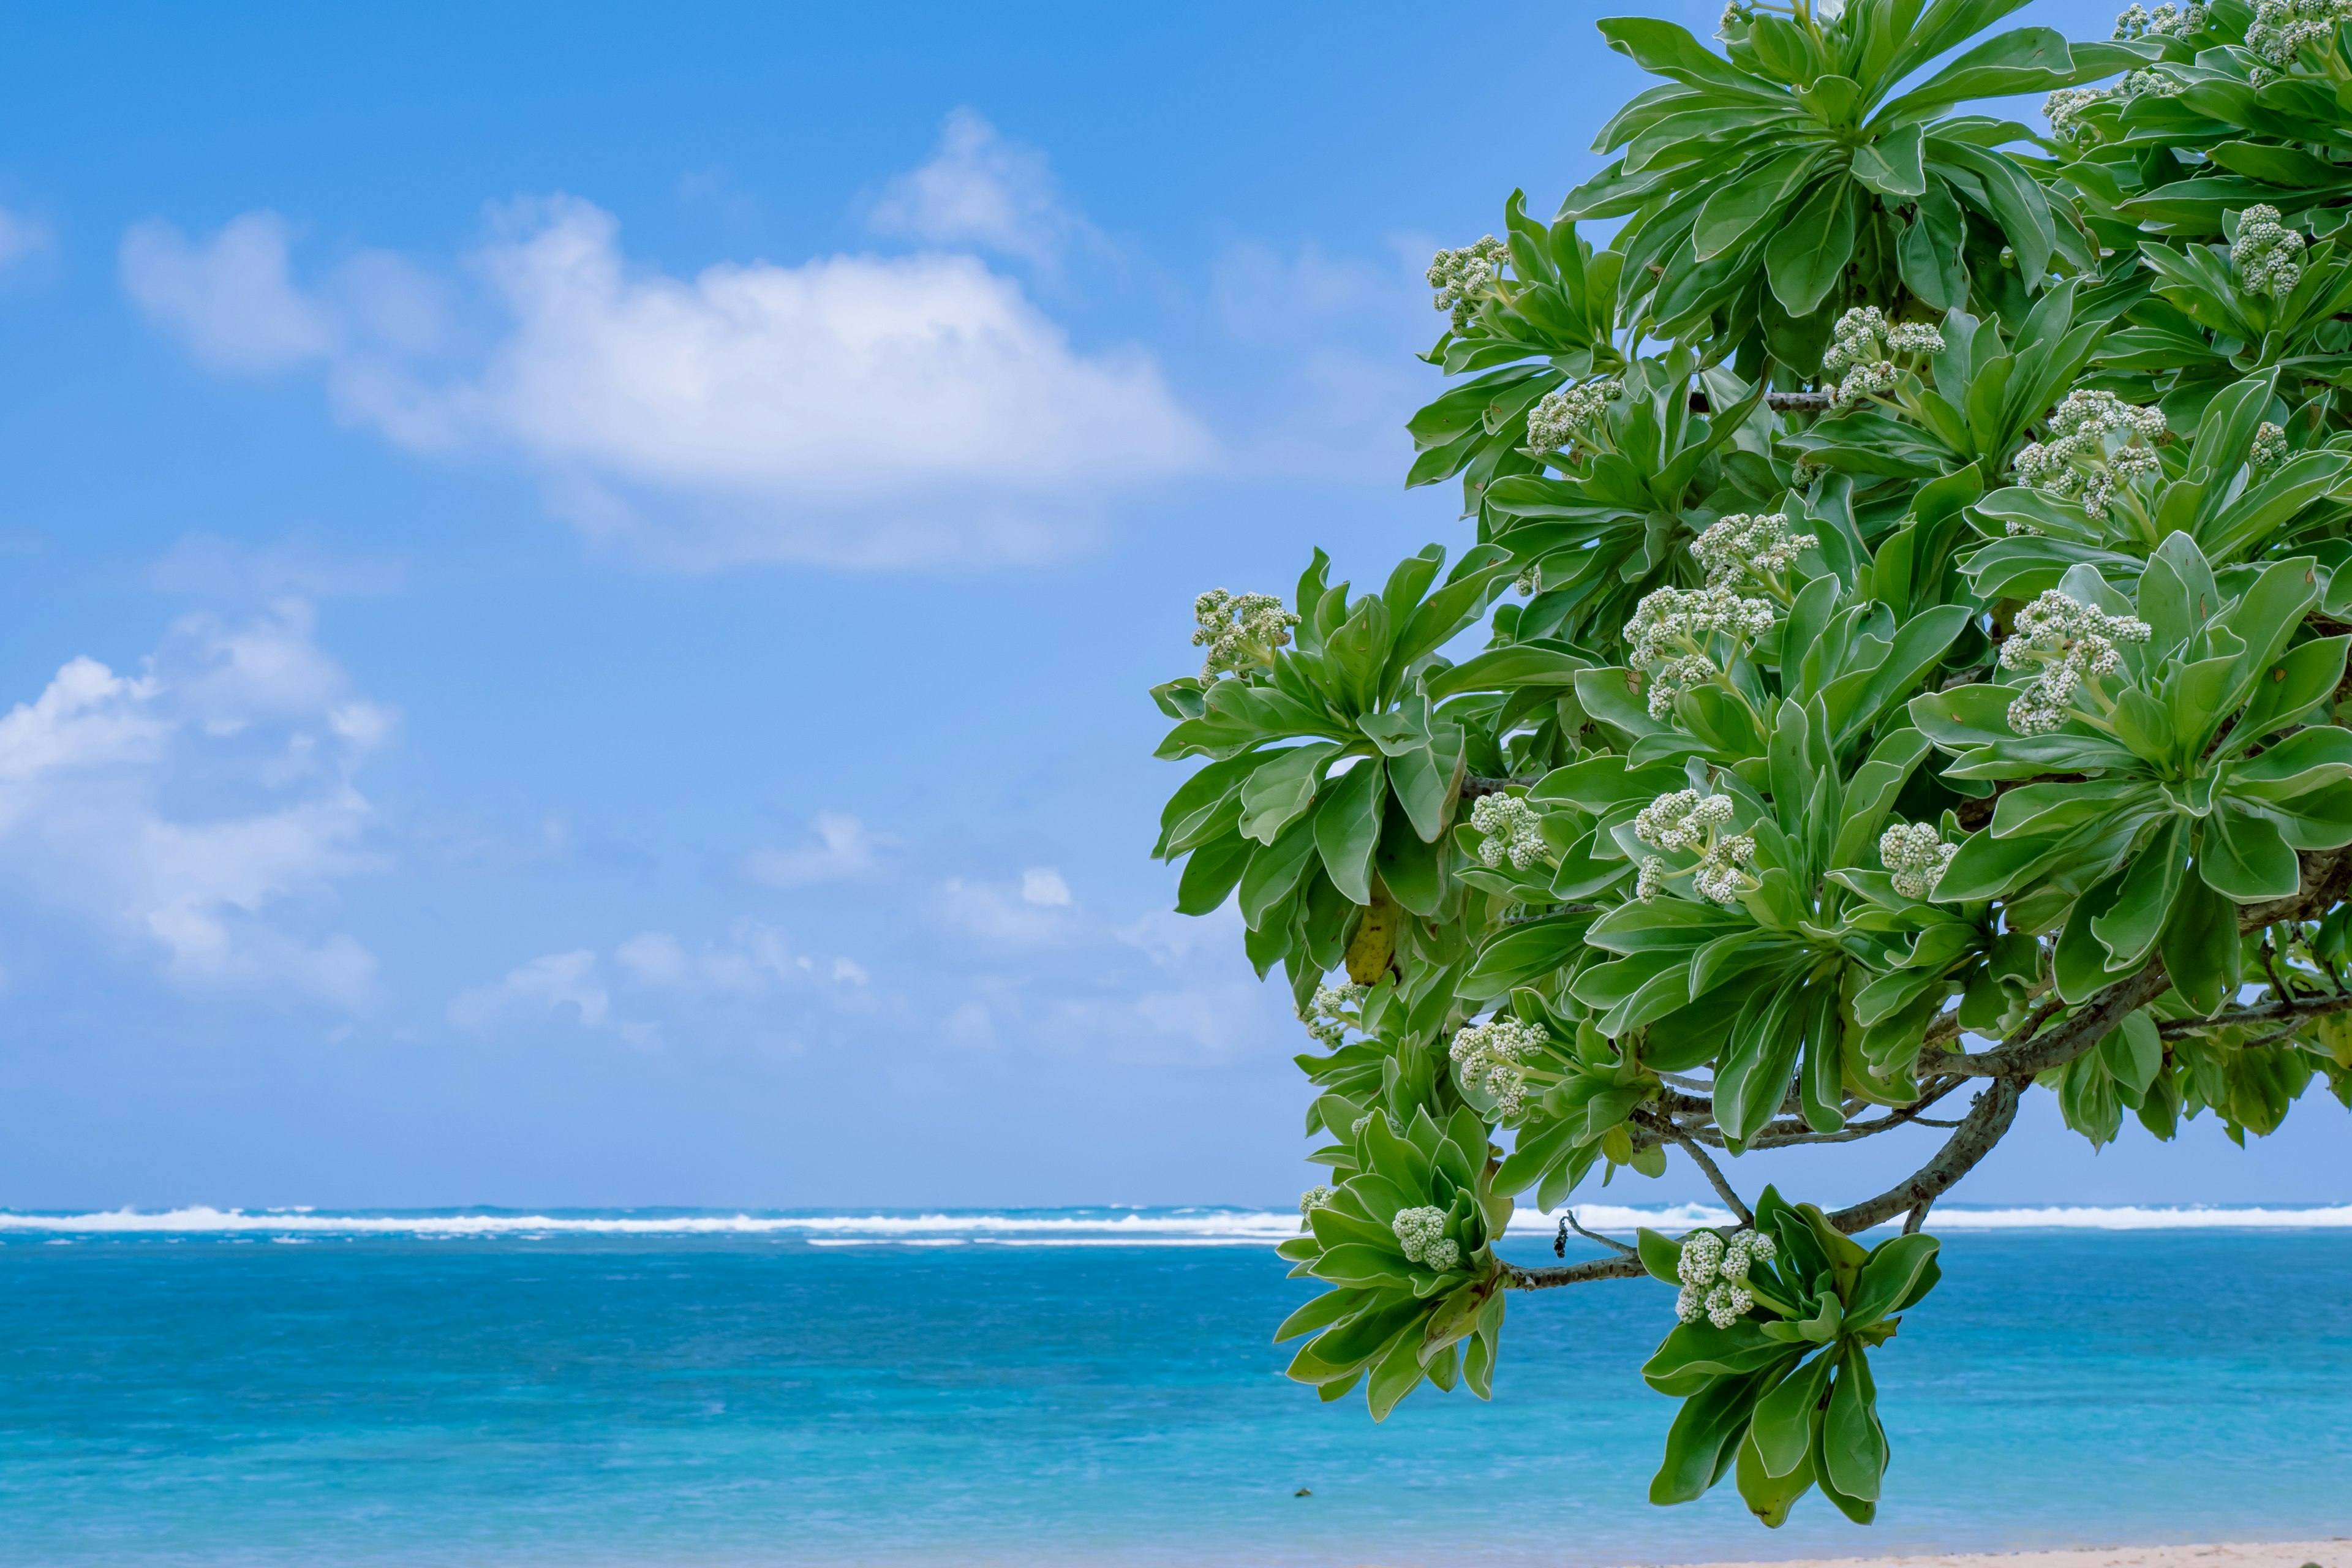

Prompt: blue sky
[{"left": 0, "top": 0, "right": 2342, "bottom": 1210}]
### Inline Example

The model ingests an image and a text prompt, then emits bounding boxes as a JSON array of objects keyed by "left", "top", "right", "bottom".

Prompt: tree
[{"left": 1148, "top": 0, "right": 2352, "bottom": 1529}]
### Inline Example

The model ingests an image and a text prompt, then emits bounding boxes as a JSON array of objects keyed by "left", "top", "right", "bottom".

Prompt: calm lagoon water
[{"left": 1, "top": 1208, "right": 2348, "bottom": 1567}]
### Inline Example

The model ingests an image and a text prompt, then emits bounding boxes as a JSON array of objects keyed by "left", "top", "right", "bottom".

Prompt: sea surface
[{"left": 2, "top": 1205, "right": 2349, "bottom": 1567}]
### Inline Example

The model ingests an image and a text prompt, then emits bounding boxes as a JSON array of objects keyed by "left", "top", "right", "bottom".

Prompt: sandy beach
[{"left": 1650, "top": 1545, "right": 2348, "bottom": 1568}]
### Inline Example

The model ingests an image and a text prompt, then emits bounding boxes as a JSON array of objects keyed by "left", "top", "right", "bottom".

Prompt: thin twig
[
  {"left": 1564, "top": 1209, "right": 1637, "bottom": 1256},
  {"left": 1632, "top": 1108, "right": 1752, "bottom": 1225}
]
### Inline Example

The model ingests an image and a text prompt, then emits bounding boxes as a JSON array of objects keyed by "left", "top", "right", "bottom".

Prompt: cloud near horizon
[{"left": 119, "top": 116, "right": 1210, "bottom": 570}]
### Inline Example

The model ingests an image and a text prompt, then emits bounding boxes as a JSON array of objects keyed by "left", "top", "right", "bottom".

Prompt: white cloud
[
  {"left": 450, "top": 920, "right": 846, "bottom": 1047},
  {"left": 869, "top": 108, "right": 1092, "bottom": 268},
  {"left": 124, "top": 181, "right": 1208, "bottom": 568},
  {"left": 742, "top": 812, "right": 883, "bottom": 888},
  {"left": 1020, "top": 866, "right": 1071, "bottom": 907},
  {"left": 0, "top": 601, "right": 391, "bottom": 1008},
  {"left": 935, "top": 875, "right": 1075, "bottom": 946},
  {"left": 448, "top": 949, "right": 658, "bottom": 1049},
  {"left": 121, "top": 212, "right": 335, "bottom": 371},
  {"left": 0, "top": 206, "right": 55, "bottom": 277}
]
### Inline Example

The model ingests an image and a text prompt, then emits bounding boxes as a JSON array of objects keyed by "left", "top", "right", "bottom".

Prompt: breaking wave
[{"left": 2, "top": 1201, "right": 2348, "bottom": 1242}]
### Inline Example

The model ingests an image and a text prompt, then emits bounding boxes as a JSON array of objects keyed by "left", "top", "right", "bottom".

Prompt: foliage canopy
[{"left": 1148, "top": 0, "right": 2352, "bottom": 1529}]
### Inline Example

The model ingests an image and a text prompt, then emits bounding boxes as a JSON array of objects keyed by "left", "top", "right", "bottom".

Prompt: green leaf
[
  {"left": 1764, "top": 175, "right": 1858, "bottom": 316},
  {"left": 1696, "top": 150, "right": 1831, "bottom": 262},
  {"left": 1314, "top": 759, "right": 1386, "bottom": 905},
  {"left": 1851, "top": 124, "right": 1926, "bottom": 198},
  {"left": 1845, "top": 1231, "right": 1940, "bottom": 1328},
  {"left": 1238, "top": 742, "right": 1342, "bottom": 845},
  {"left": 2160, "top": 869, "right": 2240, "bottom": 1016},
  {"left": 2199, "top": 805, "right": 2300, "bottom": 902},
  {"left": 1820, "top": 1346, "right": 1888, "bottom": 1504},
  {"left": 1650, "top": 1365, "right": 1778, "bottom": 1506}
]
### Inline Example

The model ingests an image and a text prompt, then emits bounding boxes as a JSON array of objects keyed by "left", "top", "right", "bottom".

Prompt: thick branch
[
  {"left": 1934, "top": 844, "right": 2352, "bottom": 1079},
  {"left": 1504, "top": 1079, "right": 2023, "bottom": 1292},
  {"left": 1506, "top": 1251, "right": 1648, "bottom": 1289},
  {"left": 1461, "top": 775, "right": 1535, "bottom": 798},
  {"left": 2156, "top": 992, "right": 2352, "bottom": 1038},
  {"left": 1826, "top": 1079, "right": 2023, "bottom": 1233},
  {"left": 1685, "top": 390, "right": 1834, "bottom": 414}
]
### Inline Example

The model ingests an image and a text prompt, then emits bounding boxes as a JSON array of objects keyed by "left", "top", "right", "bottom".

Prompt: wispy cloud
[
  {"left": 0, "top": 601, "right": 392, "bottom": 1008},
  {"left": 448, "top": 919, "right": 864, "bottom": 1050},
  {"left": 741, "top": 812, "right": 886, "bottom": 888},
  {"left": 120, "top": 130, "right": 1209, "bottom": 570},
  {"left": 869, "top": 108, "right": 1097, "bottom": 269}
]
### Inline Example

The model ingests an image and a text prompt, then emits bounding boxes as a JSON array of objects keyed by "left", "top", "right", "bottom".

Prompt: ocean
[{"left": 2, "top": 1206, "right": 2348, "bottom": 1567}]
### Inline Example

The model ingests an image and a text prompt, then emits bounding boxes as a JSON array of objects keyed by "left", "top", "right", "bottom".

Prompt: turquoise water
[{"left": 2, "top": 1209, "right": 2348, "bottom": 1567}]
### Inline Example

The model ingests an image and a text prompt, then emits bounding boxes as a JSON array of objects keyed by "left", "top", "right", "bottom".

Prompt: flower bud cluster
[
  {"left": 1998, "top": 588, "right": 2154, "bottom": 735},
  {"left": 1302, "top": 981, "right": 1368, "bottom": 1049},
  {"left": 2011, "top": 388, "right": 2166, "bottom": 522},
  {"left": 1299, "top": 1186, "right": 1335, "bottom": 1215},
  {"left": 1635, "top": 790, "right": 1757, "bottom": 908},
  {"left": 1692, "top": 512, "right": 1819, "bottom": 592},
  {"left": 1193, "top": 589, "right": 1301, "bottom": 680},
  {"left": 1879, "top": 821, "right": 1958, "bottom": 901},
  {"left": 1675, "top": 1228, "right": 1777, "bottom": 1327},
  {"left": 1427, "top": 236, "right": 1508, "bottom": 332},
  {"left": 2045, "top": 62, "right": 2186, "bottom": 141},
  {"left": 1450, "top": 1016, "right": 1548, "bottom": 1117},
  {"left": 1526, "top": 379, "right": 1621, "bottom": 453},
  {"left": 1623, "top": 586, "right": 1777, "bottom": 718},
  {"left": 2231, "top": 204, "right": 2306, "bottom": 296},
  {"left": 2247, "top": 0, "right": 2352, "bottom": 76},
  {"left": 1821, "top": 307, "right": 1943, "bottom": 406},
  {"left": 2251, "top": 421, "right": 2288, "bottom": 474},
  {"left": 1471, "top": 793, "right": 1547, "bottom": 872},
  {"left": 2113, "top": 2, "right": 2203, "bottom": 35},
  {"left": 1392, "top": 1205, "right": 1461, "bottom": 1273}
]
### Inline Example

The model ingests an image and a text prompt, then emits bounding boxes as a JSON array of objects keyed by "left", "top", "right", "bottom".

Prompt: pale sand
[{"left": 1648, "top": 1544, "right": 2348, "bottom": 1568}]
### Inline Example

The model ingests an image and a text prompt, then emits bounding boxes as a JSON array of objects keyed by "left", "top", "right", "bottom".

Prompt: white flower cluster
[
  {"left": 1998, "top": 588, "right": 2154, "bottom": 735},
  {"left": 1526, "top": 379, "right": 1621, "bottom": 453},
  {"left": 1514, "top": 564, "right": 1540, "bottom": 597},
  {"left": 1634, "top": 790, "right": 1757, "bottom": 907},
  {"left": 1392, "top": 1205, "right": 1461, "bottom": 1272},
  {"left": 1450, "top": 1016, "right": 1548, "bottom": 1117},
  {"left": 1302, "top": 982, "right": 1368, "bottom": 1049},
  {"left": 2252, "top": 421, "right": 2288, "bottom": 474},
  {"left": 1470, "top": 793, "right": 1547, "bottom": 871},
  {"left": 1428, "top": 236, "right": 1508, "bottom": 332},
  {"left": 2045, "top": 67, "right": 2184, "bottom": 143},
  {"left": 2011, "top": 388, "right": 2166, "bottom": 521},
  {"left": 1623, "top": 586, "right": 1776, "bottom": 718},
  {"left": 1879, "top": 821, "right": 1958, "bottom": 900},
  {"left": 2247, "top": 0, "right": 2352, "bottom": 75},
  {"left": 1193, "top": 589, "right": 1301, "bottom": 680},
  {"left": 1821, "top": 307, "right": 1944, "bottom": 406},
  {"left": 2231, "top": 205, "right": 2306, "bottom": 296},
  {"left": 1675, "top": 1228, "right": 1778, "bottom": 1327},
  {"left": 1299, "top": 1186, "right": 1335, "bottom": 1215},
  {"left": 2114, "top": 1, "right": 2203, "bottom": 35},
  {"left": 1692, "top": 512, "right": 1819, "bottom": 592}
]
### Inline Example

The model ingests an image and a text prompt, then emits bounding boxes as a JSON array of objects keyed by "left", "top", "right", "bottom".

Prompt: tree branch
[
  {"left": 1931, "top": 844, "right": 2352, "bottom": 1079},
  {"left": 2156, "top": 992, "right": 2352, "bottom": 1038},
  {"left": 1564, "top": 1209, "right": 1637, "bottom": 1256},
  {"left": 1635, "top": 1107, "right": 1753, "bottom": 1224},
  {"left": 1461, "top": 775, "right": 1536, "bottom": 798},
  {"left": 1503, "top": 1078, "right": 2024, "bottom": 1292},
  {"left": 1496, "top": 850, "right": 2352, "bottom": 1296},
  {"left": 1826, "top": 1078, "right": 2024, "bottom": 1234}
]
